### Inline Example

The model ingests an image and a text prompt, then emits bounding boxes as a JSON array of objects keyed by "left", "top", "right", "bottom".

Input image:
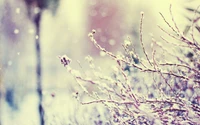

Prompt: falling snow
[
  {"left": 108, "top": 39, "right": 116, "bottom": 46},
  {"left": 8, "top": 61, "right": 12, "bottom": 66},
  {"left": 14, "top": 29, "right": 19, "bottom": 34},
  {"left": 35, "top": 35, "right": 39, "bottom": 39},
  {"left": 100, "top": 51, "right": 106, "bottom": 57},
  {"left": 15, "top": 8, "right": 20, "bottom": 14}
]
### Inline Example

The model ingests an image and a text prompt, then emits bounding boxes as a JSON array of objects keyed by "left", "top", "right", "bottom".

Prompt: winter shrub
[{"left": 61, "top": 5, "right": 200, "bottom": 125}]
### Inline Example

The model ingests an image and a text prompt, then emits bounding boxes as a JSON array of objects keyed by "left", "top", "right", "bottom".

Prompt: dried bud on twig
[{"left": 58, "top": 55, "right": 71, "bottom": 67}]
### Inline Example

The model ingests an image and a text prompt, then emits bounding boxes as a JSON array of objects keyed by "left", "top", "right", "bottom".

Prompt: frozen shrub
[{"left": 61, "top": 5, "right": 200, "bottom": 125}]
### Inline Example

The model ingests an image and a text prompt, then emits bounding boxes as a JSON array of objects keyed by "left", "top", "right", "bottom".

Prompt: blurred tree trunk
[
  {"left": 34, "top": 11, "right": 44, "bottom": 125},
  {"left": 24, "top": 1, "right": 44, "bottom": 125},
  {"left": 24, "top": 1, "right": 59, "bottom": 124}
]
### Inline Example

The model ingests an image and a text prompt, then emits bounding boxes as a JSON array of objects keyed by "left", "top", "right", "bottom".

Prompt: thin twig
[
  {"left": 159, "top": 12, "right": 179, "bottom": 35},
  {"left": 140, "top": 12, "right": 152, "bottom": 66},
  {"left": 169, "top": 4, "right": 180, "bottom": 34}
]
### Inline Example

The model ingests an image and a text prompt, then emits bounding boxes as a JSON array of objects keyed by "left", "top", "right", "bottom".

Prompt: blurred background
[{"left": 0, "top": 0, "right": 199, "bottom": 124}]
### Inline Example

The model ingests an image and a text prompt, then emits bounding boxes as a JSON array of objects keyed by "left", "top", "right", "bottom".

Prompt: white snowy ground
[{"left": 1, "top": 90, "right": 108, "bottom": 125}]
